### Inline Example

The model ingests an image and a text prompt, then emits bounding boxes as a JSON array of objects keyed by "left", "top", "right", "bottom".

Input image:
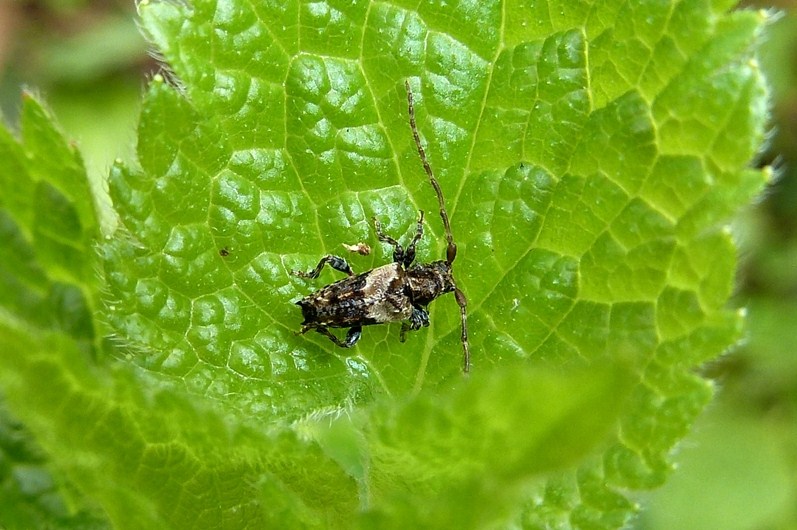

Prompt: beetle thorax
[{"left": 406, "top": 260, "right": 456, "bottom": 306}]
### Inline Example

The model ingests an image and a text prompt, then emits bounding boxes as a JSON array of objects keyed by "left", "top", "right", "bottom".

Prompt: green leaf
[
  {"left": 0, "top": 95, "right": 106, "bottom": 527},
  {"left": 0, "top": 95, "right": 100, "bottom": 349},
  {"left": 352, "top": 364, "right": 632, "bottom": 527},
  {"left": 0, "top": 399, "right": 109, "bottom": 530},
  {"left": 0, "top": 0, "right": 771, "bottom": 528},
  {"left": 0, "top": 324, "right": 359, "bottom": 529}
]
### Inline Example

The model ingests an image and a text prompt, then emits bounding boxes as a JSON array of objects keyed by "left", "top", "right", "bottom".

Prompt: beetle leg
[
  {"left": 292, "top": 255, "right": 353, "bottom": 279},
  {"left": 373, "top": 217, "right": 405, "bottom": 264},
  {"left": 312, "top": 326, "right": 361, "bottom": 348},
  {"left": 342, "top": 326, "right": 362, "bottom": 347},
  {"left": 402, "top": 211, "right": 425, "bottom": 268},
  {"left": 374, "top": 211, "right": 424, "bottom": 267},
  {"left": 400, "top": 306, "right": 430, "bottom": 342}
]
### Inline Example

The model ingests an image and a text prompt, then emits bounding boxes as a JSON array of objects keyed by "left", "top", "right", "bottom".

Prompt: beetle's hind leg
[
  {"left": 292, "top": 255, "right": 353, "bottom": 279},
  {"left": 374, "top": 211, "right": 424, "bottom": 268}
]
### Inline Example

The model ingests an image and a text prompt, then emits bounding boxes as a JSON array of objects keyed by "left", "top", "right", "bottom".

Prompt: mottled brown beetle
[{"left": 291, "top": 81, "right": 471, "bottom": 373}]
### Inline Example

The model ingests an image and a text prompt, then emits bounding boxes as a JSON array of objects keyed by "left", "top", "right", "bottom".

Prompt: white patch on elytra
[{"left": 364, "top": 263, "right": 412, "bottom": 323}]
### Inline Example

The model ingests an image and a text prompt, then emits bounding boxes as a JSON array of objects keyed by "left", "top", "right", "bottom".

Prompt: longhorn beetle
[{"left": 291, "top": 81, "right": 471, "bottom": 373}]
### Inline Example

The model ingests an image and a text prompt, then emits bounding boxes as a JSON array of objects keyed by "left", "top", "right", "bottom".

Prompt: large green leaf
[
  {"left": 0, "top": 0, "right": 770, "bottom": 528},
  {"left": 0, "top": 96, "right": 107, "bottom": 528}
]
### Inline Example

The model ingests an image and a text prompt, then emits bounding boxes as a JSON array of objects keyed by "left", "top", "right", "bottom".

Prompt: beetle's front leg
[
  {"left": 402, "top": 211, "right": 425, "bottom": 268},
  {"left": 374, "top": 211, "right": 424, "bottom": 268},
  {"left": 399, "top": 306, "right": 430, "bottom": 342},
  {"left": 373, "top": 217, "right": 405, "bottom": 264},
  {"left": 291, "top": 255, "right": 353, "bottom": 279}
]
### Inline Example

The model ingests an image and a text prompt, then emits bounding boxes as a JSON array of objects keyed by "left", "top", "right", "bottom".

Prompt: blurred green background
[{"left": 1, "top": 1, "right": 795, "bottom": 528}]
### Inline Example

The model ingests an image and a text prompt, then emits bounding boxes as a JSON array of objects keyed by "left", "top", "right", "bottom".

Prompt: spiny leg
[{"left": 291, "top": 255, "right": 353, "bottom": 279}]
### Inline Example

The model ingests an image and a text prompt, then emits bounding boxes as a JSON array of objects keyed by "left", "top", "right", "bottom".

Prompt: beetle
[{"left": 291, "top": 81, "right": 471, "bottom": 373}]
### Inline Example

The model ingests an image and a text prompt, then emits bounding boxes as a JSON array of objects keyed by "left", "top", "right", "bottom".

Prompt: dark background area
[{"left": 1, "top": 1, "right": 794, "bottom": 528}]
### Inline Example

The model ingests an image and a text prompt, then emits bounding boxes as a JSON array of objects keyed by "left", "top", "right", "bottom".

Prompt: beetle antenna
[
  {"left": 405, "top": 79, "right": 471, "bottom": 373},
  {"left": 405, "top": 80, "right": 458, "bottom": 265}
]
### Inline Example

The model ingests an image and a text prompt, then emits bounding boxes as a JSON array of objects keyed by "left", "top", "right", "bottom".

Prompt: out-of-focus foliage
[
  {"left": 637, "top": 6, "right": 797, "bottom": 529},
  {"left": 0, "top": 0, "right": 147, "bottom": 229}
]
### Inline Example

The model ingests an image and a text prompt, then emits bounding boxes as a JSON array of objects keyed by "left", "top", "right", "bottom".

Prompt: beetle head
[{"left": 406, "top": 260, "right": 456, "bottom": 306}]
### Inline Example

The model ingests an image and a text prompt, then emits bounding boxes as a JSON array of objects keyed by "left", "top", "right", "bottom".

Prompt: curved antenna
[{"left": 404, "top": 80, "right": 471, "bottom": 374}]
